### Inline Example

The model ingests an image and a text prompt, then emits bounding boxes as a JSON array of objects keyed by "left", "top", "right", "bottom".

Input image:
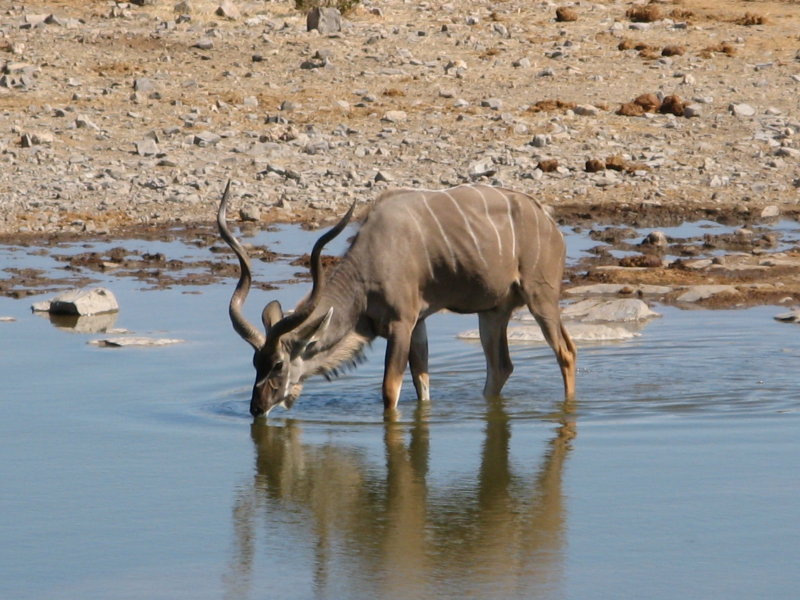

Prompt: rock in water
[
  {"left": 774, "top": 309, "right": 800, "bottom": 323},
  {"left": 561, "top": 298, "right": 661, "bottom": 322},
  {"left": 89, "top": 337, "right": 185, "bottom": 347},
  {"left": 32, "top": 287, "right": 119, "bottom": 316}
]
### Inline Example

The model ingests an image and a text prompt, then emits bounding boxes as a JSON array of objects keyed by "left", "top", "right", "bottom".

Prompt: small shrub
[{"left": 295, "top": 0, "right": 360, "bottom": 15}]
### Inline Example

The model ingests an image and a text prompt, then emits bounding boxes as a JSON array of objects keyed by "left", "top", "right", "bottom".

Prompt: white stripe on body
[
  {"left": 467, "top": 184, "right": 504, "bottom": 257},
  {"left": 498, "top": 187, "right": 517, "bottom": 258},
  {"left": 420, "top": 194, "right": 458, "bottom": 270},
  {"left": 530, "top": 199, "right": 541, "bottom": 274},
  {"left": 403, "top": 204, "right": 435, "bottom": 279},
  {"left": 441, "top": 189, "right": 489, "bottom": 269}
]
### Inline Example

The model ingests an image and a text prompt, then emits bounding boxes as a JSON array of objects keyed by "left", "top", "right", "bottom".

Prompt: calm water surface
[{"left": 1, "top": 228, "right": 799, "bottom": 600}]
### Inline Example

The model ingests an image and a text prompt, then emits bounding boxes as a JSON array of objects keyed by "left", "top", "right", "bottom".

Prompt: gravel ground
[{"left": 1, "top": 0, "right": 799, "bottom": 237}]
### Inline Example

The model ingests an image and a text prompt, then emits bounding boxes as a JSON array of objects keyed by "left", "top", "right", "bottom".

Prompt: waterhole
[{"left": 1, "top": 225, "right": 798, "bottom": 600}]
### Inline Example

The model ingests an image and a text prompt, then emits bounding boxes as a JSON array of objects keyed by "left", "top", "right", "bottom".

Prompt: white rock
[
  {"left": 135, "top": 138, "right": 159, "bottom": 156},
  {"left": 573, "top": 104, "right": 600, "bottom": 116},
  {"left": 215, "top": 1, "right": 240, "bottom": 19},
  {"left": 458, "top": 322, "right": 641, "bottom": 344},
  {"left": 561, "top": 298, "right": 661, "bottom": 322},
  {"left": 676, "top": 285, "right": 739, "bottom": 302},
  {"left": 89, "top": 337, "right": 185, "bottom": 348},
  {"left": 729, "top": 103, "right": 756, "bottom": 117},
  {"left": 32, "top": 287, "right": 119, "bottom": 316},
  {"left": 683, "top": 103, "right": 703, "bottom": 118},
  {"left": 760, "top": 205, "right": 780, "bottom": 218},
  {"left": 0, "top": 316, "right": 16, "bottom": 322},
  {"left": 774, "top": 308, "right": 800, "bottom": 323},
  {"left": 382, "top": 110, "right": 407, "bottom": 123},
  {"left": 565, "top": 283, "right": 672, "bottom": 296},
  {"left": 306, "top": 7, "right": 341, "bottom": 34}
]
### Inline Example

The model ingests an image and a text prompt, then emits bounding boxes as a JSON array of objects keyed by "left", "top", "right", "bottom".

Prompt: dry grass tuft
[
  {"left": 626, "top": 5, "right": 663, "bottom": 23},
  {"left": 734, "top": 12, "right": 768, "bottom": 26},
  {"left": 526, "top": 99, "right": 577, "bottom": 113},
  {"left": 661, "top": 45, "right": 685, "bottom": 57},
  {"left": 617, "top": 102, "right": 645, "bottom": 117},
  {"left": 669, "top": 8, "right": 694, "bottom": 21},
  {"left": 605, "top": 155, "right": 628, "bottom": 171},
  {"left": 700, "top": 41, "right": 737, "bottom": 58}
]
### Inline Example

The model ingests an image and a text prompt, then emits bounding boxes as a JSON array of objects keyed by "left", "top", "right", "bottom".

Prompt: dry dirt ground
[{"left": 1, "top": 0, "right": 800, "bottom": 306}]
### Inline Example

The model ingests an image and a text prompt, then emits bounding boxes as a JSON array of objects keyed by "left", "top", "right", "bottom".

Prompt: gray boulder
[
  {"left": 32, "top": 287, "right": 119, "bottom": 316},
  {"left": 561, "top": 298, "right": 661, "bottom": 323},
  {"left": 774, "top": 308, "right": 800, "bottom": 324},
  {"left": 307, "top": 7, "right": 342, "bottom": 34}
]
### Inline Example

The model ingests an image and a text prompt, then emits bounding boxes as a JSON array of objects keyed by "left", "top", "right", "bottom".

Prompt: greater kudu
[{"left": 217, "top": 181, "right": 576, "bottom": 417}]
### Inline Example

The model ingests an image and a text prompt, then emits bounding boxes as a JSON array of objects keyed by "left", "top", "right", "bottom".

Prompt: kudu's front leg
[
  {"left": 383, "top": 321, "right": 414, "bottom": 411},
  {"left": 409, "top": 320, "right": 430, "bottom": 403}
]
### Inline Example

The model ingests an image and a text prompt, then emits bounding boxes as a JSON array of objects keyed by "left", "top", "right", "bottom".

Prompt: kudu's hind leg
[
  {"left": 525, "top": 290, "right": 576, "bottom": 398},
  {"left": 478, "top": 309, "right": 514, "bottom": 398},
  {"left": 409, "top": 320, "right": 430, "bottom": 402}
]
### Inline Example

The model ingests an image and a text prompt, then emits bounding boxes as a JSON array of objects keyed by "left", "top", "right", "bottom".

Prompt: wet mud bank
[{"left": 2, "top": 203, "right": 799, "bottom": 312}]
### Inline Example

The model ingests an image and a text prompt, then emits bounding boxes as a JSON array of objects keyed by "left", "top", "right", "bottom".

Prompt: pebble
[
  {"left": 135, "top": 139, "right": 159, "bottom": 156},
  {"left": 683, "top": 103, "right": 703, "bottom": 118},
  {"left": 216, "top": 1, "right": 240, "bottom": 19},
  {"left": 573, "top": 104, "right": 600, "bottom": 116},
  {"left": 760, "top": 205, "right": 780, "bottom": 218},
  {"left": 729, "top": 103, "right": 756, "bottom": 117},
  {"left": 382, "top": 110, "right": 407, "bottom": 123}
]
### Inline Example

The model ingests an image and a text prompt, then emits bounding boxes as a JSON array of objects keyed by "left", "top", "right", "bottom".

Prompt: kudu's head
[{"left": 217, "top": 181, "right": 354, "bottom": 417}]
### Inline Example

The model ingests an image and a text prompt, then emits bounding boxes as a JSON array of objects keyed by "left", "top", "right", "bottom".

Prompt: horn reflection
[{"left": 224, "top": 400, "right": 575, "bottom": 599}]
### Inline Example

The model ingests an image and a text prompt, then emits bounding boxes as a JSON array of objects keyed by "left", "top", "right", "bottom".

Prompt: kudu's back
[{"left": 344, "top": 183, "right": 566, "bottom": 315}]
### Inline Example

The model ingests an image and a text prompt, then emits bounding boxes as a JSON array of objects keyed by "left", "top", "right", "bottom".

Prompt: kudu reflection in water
[{"left": 224, "top": 401, "right": 575, "bottom": 599}]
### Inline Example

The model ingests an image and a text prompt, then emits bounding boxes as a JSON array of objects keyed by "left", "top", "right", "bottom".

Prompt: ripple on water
[{"left": 201, "top": 305, "right": 800, "bottom": 429}]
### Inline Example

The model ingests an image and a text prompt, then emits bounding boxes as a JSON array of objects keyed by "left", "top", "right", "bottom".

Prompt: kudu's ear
[
  {"left": 297, "top": 307, "right": 334, "bottom": 355},
  {"left": 262, "top": 300, "right": 284, "bottom": 333},
  {"left": 308, "top": 307, "right": 334, "bottom": 343}
]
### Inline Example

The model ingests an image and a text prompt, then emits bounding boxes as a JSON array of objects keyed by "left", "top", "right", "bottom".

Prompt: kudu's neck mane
[{"left": 300, "top": 255, "right": 371, "bottom": 380}]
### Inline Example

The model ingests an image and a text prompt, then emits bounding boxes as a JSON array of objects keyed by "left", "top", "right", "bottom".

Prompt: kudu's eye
[{"left": 271, "top": 361, "right": 284, "bottom": 373}]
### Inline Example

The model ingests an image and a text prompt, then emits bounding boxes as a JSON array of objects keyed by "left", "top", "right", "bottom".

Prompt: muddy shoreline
[{"left": 2, "top": 201, "right": 799, "bottom": 312}]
